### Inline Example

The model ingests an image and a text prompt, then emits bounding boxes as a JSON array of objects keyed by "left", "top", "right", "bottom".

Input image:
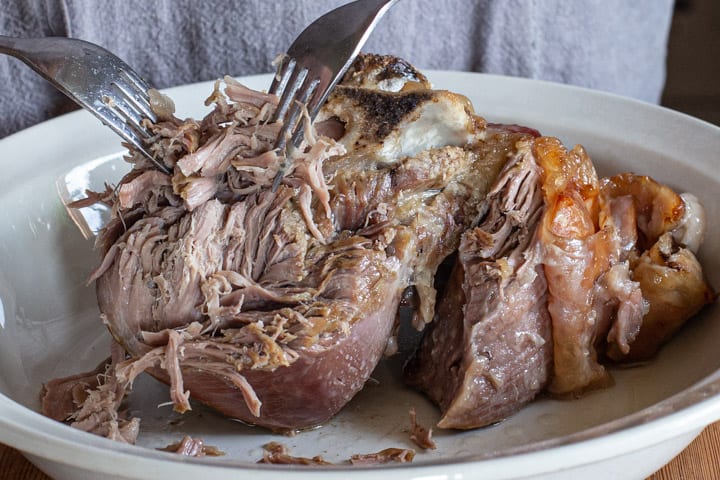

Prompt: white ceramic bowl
[{"left": 0, "top": 72, "right": 718, "bottom": 480}]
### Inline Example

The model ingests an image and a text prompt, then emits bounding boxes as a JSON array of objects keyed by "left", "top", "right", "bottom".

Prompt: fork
[
  {"left": 0, "top": 35, "right": 170, "bottom": 174},
  {"left": 269, "top": 0, "right": 400, "bottom": 188}
]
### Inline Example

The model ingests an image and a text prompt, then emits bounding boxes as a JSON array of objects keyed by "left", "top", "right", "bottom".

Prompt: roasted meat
[
  {"left": 405, "top": 139, "right": 552, "bottom": 428},
  {"left": 597, "top": 174, "right": 715, "bottom": 362},
  {"left": 405, "top": 135, "right": 715, "bottom": 426},
  {"left": 42, "top": 53, "right": 715, "bottom": 442},
  {"left": 534, "top": 137, "right": 614, "bottom": 396},
  {"left": 45, "top": 54, "right": 525, "bottom": 435}
]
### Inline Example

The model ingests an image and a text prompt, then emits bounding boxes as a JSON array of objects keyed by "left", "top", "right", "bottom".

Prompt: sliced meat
[
  {"left": 591, "top": 194, "right": 646, "bottom": 359},
  {"left": 405, "top": 140, "right": 552, "bottom": 429}
]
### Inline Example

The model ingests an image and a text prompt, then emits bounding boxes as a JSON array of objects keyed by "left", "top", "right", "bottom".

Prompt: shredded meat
[
  {"left": 42, "top": 342, "right": 140, "bottom": 444},
  {"left": 44, "top": 53, "right": 715, "bottom": 445},
  {"left": 46, "top": 54, "right": 515, "bottom": 437}
]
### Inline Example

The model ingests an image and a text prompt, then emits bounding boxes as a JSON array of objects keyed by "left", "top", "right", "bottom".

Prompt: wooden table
[{"left": 2, "top": 422, "right": 720, "bottom": 479}]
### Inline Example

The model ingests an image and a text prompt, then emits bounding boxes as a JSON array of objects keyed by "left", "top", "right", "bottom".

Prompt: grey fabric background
[{"left": 0, "top": 0, "right": 674, "bottom": 138}]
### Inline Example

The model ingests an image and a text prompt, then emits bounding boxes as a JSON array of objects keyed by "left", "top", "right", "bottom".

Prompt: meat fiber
[{"left": 41, "top": 342, "right": 139, "bottom": 444}]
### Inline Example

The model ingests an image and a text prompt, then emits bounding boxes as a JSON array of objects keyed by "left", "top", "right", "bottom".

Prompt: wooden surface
[{"left": 2, "top": 421, "right": 720, "bottom": 479}]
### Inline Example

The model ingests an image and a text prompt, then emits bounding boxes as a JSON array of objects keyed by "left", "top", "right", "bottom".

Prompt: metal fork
[
  {"left": 269, "top": 0, "right": 400, "bottom": 188},
  {"left": 0, "top": 36, "right": 170, "bottom": 174}
]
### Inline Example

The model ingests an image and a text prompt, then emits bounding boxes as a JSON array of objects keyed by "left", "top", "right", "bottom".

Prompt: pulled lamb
[{"left": 43, "top": 54, "right": 716, "bottom": 443}]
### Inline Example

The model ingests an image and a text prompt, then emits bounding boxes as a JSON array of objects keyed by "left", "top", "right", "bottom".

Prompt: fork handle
[
  {"left": 0, "top": 36, "right": 38, "bottom": 72},
  {"left": 0, "top": 35, "right": 24, "bottom": 54},
  {"left": 0, "top": 35, "right": 85, "bottom": 87}
]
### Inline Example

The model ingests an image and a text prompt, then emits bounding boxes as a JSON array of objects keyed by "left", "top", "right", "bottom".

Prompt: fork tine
[
  {"left": 93, "top": 98, "right": 169, "bottom": 173},
  {"left": 106, "top": 98, "right": 152, "bottom": 140},
  {"left": 283, "top": 77, "right": 320, "bottom": 144},
  {"left": 272, "top": 64, "right": 308, "bottom": 125},
  {"left": 116, "top": 70, "right": 157, "bottom": 120},
  {"left": 267, "top": 0, "right": 400, "bottom": 189},
  {"left": 268, "top": 56, "right": 295, "bottom": 97},
  {"left": 97, "top": 105, "right": 152, "bottom": 153},
  {"left": 110, "top": 82, "right": 156, "bottom": 128},
  {"left": 118, "top": 66, "right": 151, "bottom": 93},
  {"left": 0, "top": 35, "right": 173, "bottom": 174},
  {"left": 274, "top": 73, "right": 320, "bottom": 153},
  {"left": 271, "top": 74, "right": 321, "bottom": 190}
]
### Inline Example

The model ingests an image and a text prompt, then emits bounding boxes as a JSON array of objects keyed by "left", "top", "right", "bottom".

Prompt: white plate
[{"left": 0, "top": 72, "right": 718, "bottom": 480}]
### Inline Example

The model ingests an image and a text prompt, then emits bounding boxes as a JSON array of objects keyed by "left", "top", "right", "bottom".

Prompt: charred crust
[
  {"left": 339, "top": 87, "right": 433, "bottom": 139},
  {"left": 342, "top": 53, "right": 429, "bottom": 87},
  {"left": 375, "top": 57, "right": 423, "bottom": 83}
]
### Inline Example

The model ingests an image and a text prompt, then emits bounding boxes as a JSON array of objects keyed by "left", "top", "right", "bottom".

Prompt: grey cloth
[{"left": 0, "top": 0, "right": 674, "bottom": 138}]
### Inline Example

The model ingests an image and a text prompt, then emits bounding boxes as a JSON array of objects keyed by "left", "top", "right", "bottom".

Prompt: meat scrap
[
  {"left": 258, "top": 442, "right": 416, "bottom": 466},
  {"left": 157, "top": 436, "right": 225, "bottom": 457},
  {"left": 258, "top": 442, "right": 331, "bottom": 465},
  {"left": 408, "top": 408, "right": 436, "bottom": 450},
  {"left": 349, "top": 448, "right": 416, "bottom": 465},
  {"left": 41, "top": 342, "right": 140, "bottom": 444},
  {"left": 41, "top": 358, "right": 109, "bottom": 422}
]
